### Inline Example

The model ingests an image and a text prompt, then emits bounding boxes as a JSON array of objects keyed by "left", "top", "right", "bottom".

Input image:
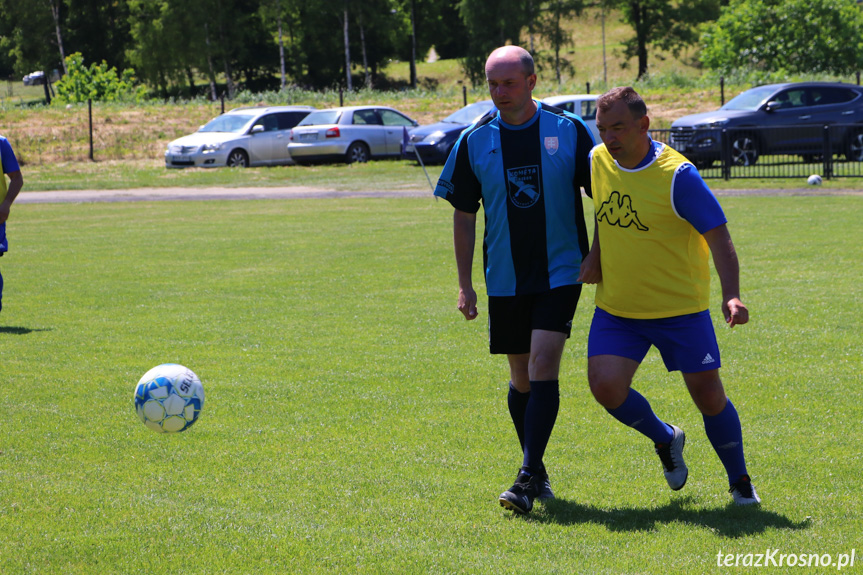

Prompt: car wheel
[
  {"left": 345, "top": 142, "right": 370, "bottom": 164},
  {"left": 226, "top": 149, "right": 249, "bottom": 168},
  {"left": 845, "top": 130, "right": 863, "bottom": 163},
  {"left": 730, "top": 134, "right": 758, "bottom": 166}
]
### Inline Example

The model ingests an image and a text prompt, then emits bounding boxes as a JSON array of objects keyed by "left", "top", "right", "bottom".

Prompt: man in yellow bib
[
  {"left": 0, "top": 134, "right": 23, "bottom": 315},
  {"left": 578, "top": 87, "right": 760, "bottom": 505}
]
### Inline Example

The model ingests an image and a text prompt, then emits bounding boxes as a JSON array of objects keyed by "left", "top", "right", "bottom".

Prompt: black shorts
[{"left": 487, "top": 284, "right": 583, "bottom": 355}]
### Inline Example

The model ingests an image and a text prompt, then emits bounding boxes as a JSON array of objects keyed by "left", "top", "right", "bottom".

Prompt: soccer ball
[
  {"left": 807, "top": 174, "right": 822, "bottom": 186},
  {"left": 134, "top": 364, "right": 205, "bottom": 433}
]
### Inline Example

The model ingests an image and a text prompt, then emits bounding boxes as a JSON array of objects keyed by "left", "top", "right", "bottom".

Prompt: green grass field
[{"left": 1, "top": 194, "right": 861, "bottom": 574}]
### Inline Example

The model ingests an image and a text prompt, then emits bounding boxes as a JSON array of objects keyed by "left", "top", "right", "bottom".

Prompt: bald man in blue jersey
[
  {"left": 0, "top": 135, "right": 23, "bottom": 315},
  {"left": 434, "top": 46, "right": 595, "bottom": 515}
]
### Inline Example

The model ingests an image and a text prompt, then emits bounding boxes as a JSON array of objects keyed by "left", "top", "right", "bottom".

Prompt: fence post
[
  {"left": 220, "top": 92, "right": 225, "bottom": 114},
  {"left": 720, "top": 77, "right": 725, "bottom": 107},
  {"left": 586, "top": 82, "right": 590, "bottom": 94},
  {"left": 822, "top": 125, "right": 832, "bottom": 180},
  {"left": 339, "top": 89, "right": 344, "bottom": 106},
  {"left": 857, "top": 71, "right": 861, "bottom": 86},
  {"left": 463, "top": 85, "right": 467, "bottom": 107},
  {"left": 88, "top": 98, "right": 94, "bottom": 162},
  {"left": 721, "top": 128, "right": 730, "bottom": 181}
]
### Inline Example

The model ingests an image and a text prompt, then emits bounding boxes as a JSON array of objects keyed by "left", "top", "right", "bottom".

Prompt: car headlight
[
  {"left": 202, "top": 143, "right": 222, "bottom": 153},
  {"left": 695, "top": 119, "right": 730, "bottom": 129},
  {"left": 422, "top": 131, "right": 446, "bottom": 145}
]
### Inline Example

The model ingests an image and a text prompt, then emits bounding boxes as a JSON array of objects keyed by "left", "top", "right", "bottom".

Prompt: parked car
[
  {"left": 669, "top": 82, "right": 863, "bottom": 168},
  {"left": 405, "top": 100, "right": 496, "bottom": 164},
  {"left": 541, "top": 94, "right": 600, "bottom": 142},
  {"left": 288, "top": 106, "right": 419, "bottom": 164},
  {"left": 164, "top": 105, "right": 315, "bottom": 168}
]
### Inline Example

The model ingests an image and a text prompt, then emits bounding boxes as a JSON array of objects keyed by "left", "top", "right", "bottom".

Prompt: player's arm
[
  {"left": 703, "top": 223, "right": 748, "bottom": 327},
  {"left": 453, "top": 209, "right": 478, "bottom": 320},
  {"left": 0, "top": 170, "right": 23, "bottom": 224},
  {"left": 578, "top": 222, "right": 602, "bottom": 284}
]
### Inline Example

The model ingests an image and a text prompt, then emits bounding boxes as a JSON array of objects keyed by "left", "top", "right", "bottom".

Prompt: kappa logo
[
  {"left": 702, "top": 353, "right": 716, "bottom": 365},
  {"left": 597, "top": 191, "right": 648, "bottom": 231},
  {"left": 506, "top": 166, "right": 541, "bottom": 208}
]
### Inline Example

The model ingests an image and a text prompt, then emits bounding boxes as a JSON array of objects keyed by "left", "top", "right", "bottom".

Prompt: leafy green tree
[
  {"left": 699, "top": 0, "right": 863, "bottom": 76},
  {"left": 604, "top": 0, "right": 721, "bottom": 80},
  {"left": 535, "top": 0, "right": 585, "bottom": 86},
  {"left": 54, "top": 52, "right": 146, "bottom": 103},
  {"left": 457, "top": 0, "right": 528, "bottom": 85}
]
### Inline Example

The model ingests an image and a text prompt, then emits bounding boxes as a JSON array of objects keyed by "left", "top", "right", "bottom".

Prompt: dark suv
[{"left": 669, "top": 82, "right": 863, "bottom": 168}]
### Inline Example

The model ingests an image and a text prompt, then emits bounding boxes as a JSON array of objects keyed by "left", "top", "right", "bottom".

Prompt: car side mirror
[
  {"left": 251, "top": 124, "right": 264, "bottom": 134},
  {"left": 412, "top": 120, "right": 419, "bottom": 127},
  {"left": 765, "top": 101, "right": 781, "bottom": 112}
]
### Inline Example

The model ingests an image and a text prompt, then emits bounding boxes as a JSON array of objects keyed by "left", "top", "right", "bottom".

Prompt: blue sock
[
  {"left": 606, "top": 388, "right": 674, "bottom": 444},
  {"left": 522, "top": 380, "right": 559, "bottom": 474},
  {"left": 507, "top": 382, "right": 530, "bottom": 453},
  {"left": 703, "top": 399, "right": 748, "bottom": 484}
]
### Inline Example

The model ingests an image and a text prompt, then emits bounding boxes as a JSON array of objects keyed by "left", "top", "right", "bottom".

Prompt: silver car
[
  {"left": 541, "top": 94, "right": 600, "bottom": 142},
  {"left": 288, "top": 106, "right": 419, "bottom": 164},
  {"left": 165, "top": 105, "right": 315, "bottom": 168}
]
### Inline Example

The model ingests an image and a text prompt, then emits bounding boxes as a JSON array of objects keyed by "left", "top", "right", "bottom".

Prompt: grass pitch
[{"left": 0, "top": 194, "right": 861, "bottom": 574}]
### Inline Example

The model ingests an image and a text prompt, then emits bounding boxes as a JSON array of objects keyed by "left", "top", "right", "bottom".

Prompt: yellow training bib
[{"left": 590, "top": 143, "right": 711, "bottom": 319}]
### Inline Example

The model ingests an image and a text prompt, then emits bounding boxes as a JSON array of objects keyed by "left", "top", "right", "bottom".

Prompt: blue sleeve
[
  {"left": 672, "top": 163, "right": 726, "bottom": 234},
  {"left": 434, "top": 128, "right": 482, "bottom": 214},
  {"left": 0, "top": 138, "right": 20, "bottom": 174}
]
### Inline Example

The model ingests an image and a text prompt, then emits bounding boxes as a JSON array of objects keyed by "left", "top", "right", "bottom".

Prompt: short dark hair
[
  {"left": 597, "top": 86, "right": 647, "bottom": 118},
  {"left": 518, "top": 50, "right": 536, "bottom": 77}
]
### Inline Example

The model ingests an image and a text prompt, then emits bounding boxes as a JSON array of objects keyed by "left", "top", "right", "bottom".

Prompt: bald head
[{"left": 486, "top": 46, "right": 535, "bottom": 78}]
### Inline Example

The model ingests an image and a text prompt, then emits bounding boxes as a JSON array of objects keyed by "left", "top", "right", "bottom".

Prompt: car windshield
[
  {"left": 721, "top": 86, "right": 779, "bottom": 111},
  {"left": 444, "top": 101, "right": 494, "bottom": 124},
  {"left": 199, "top": 114, "right": 255, "bottom": 133},
  {"left": 298, "top": 110, "right": 342, "bottom": 126}
]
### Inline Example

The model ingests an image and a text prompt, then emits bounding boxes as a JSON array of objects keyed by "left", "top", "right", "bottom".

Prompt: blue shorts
[
  {"left": 588, "top": 307, "right": 721, "bottom": 373},
  {"left": 0, "top": 222, "right": 6, "bottom": 253}
]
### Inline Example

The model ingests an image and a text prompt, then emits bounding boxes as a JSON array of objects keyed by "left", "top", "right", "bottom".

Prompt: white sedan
[
  {"left": 541, "top": 94, "right": 600, "bottom": 142},
  {"left": 288, "top": 106, "right": 419, "bottom": 164}
]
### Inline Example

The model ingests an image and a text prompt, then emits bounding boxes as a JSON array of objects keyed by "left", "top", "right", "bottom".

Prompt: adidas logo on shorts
[{"left": 702, "top": 353, "right": 716, "bottom": 365}]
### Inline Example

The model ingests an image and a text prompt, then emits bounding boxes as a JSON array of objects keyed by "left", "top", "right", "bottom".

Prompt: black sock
[
  {"left": 522, "top": 380, "right": 559, "bottom": 474},
  {"left": 507, "top": 381, "right": 530, "bottom": 453}
]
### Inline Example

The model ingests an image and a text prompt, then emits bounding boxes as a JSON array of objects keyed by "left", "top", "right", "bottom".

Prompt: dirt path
[{"left": 14, "top": 185, "right": 862, "bottom": 204}]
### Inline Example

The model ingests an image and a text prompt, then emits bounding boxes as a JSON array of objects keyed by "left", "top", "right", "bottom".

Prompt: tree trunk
[
  {"left": 409, "top": 0, "right": 417, "bottom": 88},
  {"left": 278, "top": 0, "right": 286, "bottom": 89},
  {"left": 359, "top": 18, "right": 371, "bottom": 89},
  {"left": 343, "top": 5, "right": 352, "bottom": 90},
  {"left": 47, "top": 0, "right": 68, "bottom": 74},
  {"left": 204, "top": 22, "right": 218, "bottom": 101}
]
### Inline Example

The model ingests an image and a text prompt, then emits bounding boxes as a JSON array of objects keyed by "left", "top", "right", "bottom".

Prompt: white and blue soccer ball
[
  {"left": 807, "top": 174, "right": 823, "bottom": 186},
  {"left": 134, "top": 364, "right": 205, "bottom": 433}
]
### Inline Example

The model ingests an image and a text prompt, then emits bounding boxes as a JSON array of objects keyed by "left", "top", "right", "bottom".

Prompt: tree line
[{"left": 1, "top": 0, "right": 862, "bottom": 100}]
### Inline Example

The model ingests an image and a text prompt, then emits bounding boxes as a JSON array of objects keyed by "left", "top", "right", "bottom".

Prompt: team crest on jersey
[
  {"left": 506, "top": 166, "right": 542, "bottom": 208},
  {"left": 544, "top": 137, "right": 559, "bottom": 155},
  {"left": 597, "top": 191, "right": 649, "bottom": 230}
]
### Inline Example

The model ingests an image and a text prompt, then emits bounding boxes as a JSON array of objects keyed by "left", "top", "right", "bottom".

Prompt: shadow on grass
[
  {"left": 0, "top": 326, "right": 52, "bottom": 335},
  {"left": 523, "top": 496, "right": 810, "bottom": 538}
]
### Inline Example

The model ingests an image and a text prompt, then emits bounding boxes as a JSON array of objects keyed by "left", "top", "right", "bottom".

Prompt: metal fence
[{"left": 650, "top": 125, "right": 863, "bottom": 180}]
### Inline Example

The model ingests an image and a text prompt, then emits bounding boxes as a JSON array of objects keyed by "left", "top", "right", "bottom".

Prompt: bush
[{"left": 55, "top": 53, "right": 148, "bottom": 104}]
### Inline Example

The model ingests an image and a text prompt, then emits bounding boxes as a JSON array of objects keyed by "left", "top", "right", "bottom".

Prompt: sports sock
[
  {"left": 522, "top": 380, "right": 559, "bottom": 474},
  {"left": 703, "top": 399, "right": 748, "bottom": 484},
  {"left": 606, "top": 388, "right": 674, "bottom": 444},
  {"left": 507, "top": 382, "right": 530, "bottom": 452}
]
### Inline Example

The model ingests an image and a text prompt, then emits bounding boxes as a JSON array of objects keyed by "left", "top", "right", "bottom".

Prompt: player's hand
[
  {"left": 0, "top": 205, "right": 9, "bottom": 225},
  {"left": 577, "top": 247, "right": 602, "bottom": 284},
  {"left": 723, "top": 297, "right": 749, "bottom": 327},
  {"left": 458, "top": 287, "right": 478, "bottom": 320}
]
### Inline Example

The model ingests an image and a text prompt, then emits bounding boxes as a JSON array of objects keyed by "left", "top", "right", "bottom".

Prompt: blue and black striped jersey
[{"left": 434, "top": 101, "right": 595, "bottom": 296}]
